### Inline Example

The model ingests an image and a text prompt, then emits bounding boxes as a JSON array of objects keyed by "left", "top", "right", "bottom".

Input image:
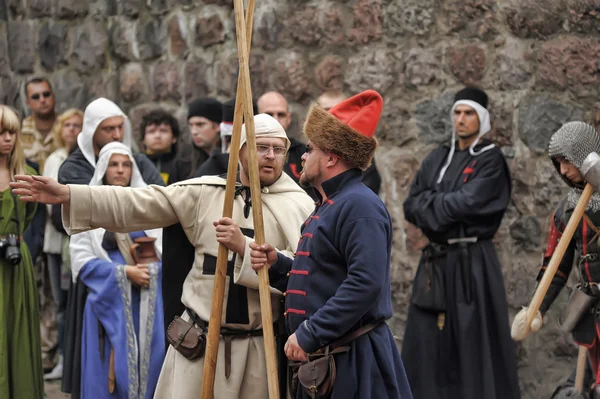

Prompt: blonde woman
[
  {"left": 42, "top": 108, "right": 83, "bottom": 380},
  {"left": 0, "top": 105, "right": 43, "bottom": 398}
]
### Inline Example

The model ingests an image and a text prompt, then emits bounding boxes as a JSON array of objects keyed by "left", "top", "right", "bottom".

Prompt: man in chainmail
[{"left": 512, "top": 122, "right": 600, "bottom": 399}]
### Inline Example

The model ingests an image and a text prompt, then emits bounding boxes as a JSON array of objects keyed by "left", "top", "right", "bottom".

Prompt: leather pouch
[
  {"left": 296, "top": 353, "right": 336, "bottom": 399},
  {"left": 560, "top": 286, "right": 598, "bottom": 333},
  {"left": 412, "top": 258, "right": 446, "bottom": 312},
  {"left": 166, "top": 316, "right": 206, "bottom": 360}
]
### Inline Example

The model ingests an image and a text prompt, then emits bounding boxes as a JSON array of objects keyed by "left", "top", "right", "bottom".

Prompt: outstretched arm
[{"left": 11, "top": 175, "right": 200, "bottom": 235}]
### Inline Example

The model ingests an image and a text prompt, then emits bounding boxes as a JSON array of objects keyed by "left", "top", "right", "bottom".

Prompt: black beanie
[
  {"left": 188, "top": 98, "right": 222, "bottom": 123},
  {"left": 221, "top": 98, "right": 259, "bottom": 123},
  {"left": 454, "top": 87, "right": 488, "bottom": 109}
]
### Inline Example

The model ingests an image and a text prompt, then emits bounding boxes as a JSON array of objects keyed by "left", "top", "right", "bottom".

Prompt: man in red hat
[
  {"left": 249, "top": 90, "right": 413, "bottom": 398},
  {"left": 402, "top": 87, "right": 520, "bottom": 398}
]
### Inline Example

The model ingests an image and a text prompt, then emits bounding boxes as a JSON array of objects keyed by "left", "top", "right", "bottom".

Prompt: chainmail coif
[{"left": 548, "top": 121, "right": 600, "bottom": 212}]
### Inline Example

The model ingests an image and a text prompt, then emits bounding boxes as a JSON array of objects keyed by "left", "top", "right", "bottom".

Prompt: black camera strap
[{"left": 10, "top": 191, "right": 21, "bottom": 242}]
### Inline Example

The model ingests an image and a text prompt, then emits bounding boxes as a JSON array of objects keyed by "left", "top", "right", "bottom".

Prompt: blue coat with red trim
[{"left": 269, "top": 168, "right": 413, "bottom": 399}]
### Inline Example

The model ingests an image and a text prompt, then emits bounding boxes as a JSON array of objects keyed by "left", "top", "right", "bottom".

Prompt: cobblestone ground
[{"left": 44, "top": 381, "right": 69, "bottom": 399}]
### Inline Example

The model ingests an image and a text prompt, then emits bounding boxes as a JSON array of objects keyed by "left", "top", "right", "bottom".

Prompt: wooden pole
[
  {"left": 575, "top": 345, "right": 587, "bottom": 393},
  {"left": 524, "top": 183, "right": 594, "bottom": 334},
  {"left": 232, "top": 0, "right": 279, "bottom": 397},
  {"left": 200, "top": 1, "right": 257, "bottom": 398}
]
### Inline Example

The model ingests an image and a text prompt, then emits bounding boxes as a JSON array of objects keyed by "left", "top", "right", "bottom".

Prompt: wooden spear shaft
[
  {"left": 524, "top": 183, "right": 594, "bottom": 334},
  {"left": 232, "top": 0, "right": 280, "bottom": 397},
  {"left": 200, "top": 0, "right": 256, "bottom": 398}
]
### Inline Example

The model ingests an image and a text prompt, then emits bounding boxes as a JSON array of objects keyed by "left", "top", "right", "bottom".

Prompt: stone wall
[{"left": 2, "top": 0, "right": 600, "bottom": 396}]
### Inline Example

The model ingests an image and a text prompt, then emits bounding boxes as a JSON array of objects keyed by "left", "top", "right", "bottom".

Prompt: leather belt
[{"left": 186, "top": 307, "right": 271, "bottom": 379}]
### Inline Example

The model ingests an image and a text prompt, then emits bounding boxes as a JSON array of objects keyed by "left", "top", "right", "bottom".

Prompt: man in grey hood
[{"left": 58, "top": 97, "right": 163, "bottom": 186}]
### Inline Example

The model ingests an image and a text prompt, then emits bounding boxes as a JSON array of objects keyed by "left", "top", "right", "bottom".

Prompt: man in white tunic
[{"left": 11, "top": 114, "right": 314, "bottom": 399}]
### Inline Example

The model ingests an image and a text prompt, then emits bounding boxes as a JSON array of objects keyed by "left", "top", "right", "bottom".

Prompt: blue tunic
[
  {"left": 79, "top": 231, "right": 165, "bottom": 399},
  {"left": 269, "top": 169, "right": 413, "bottom": 399}
]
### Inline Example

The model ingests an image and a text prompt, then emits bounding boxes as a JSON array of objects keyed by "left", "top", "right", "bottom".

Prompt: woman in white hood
[{"left": 70, "top": 142, "right": 165, "bottom": 399}]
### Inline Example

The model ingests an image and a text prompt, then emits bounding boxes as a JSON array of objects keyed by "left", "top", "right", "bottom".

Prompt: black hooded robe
[{"left": 401, "top": 140, "right": 521, "bottom": 399}]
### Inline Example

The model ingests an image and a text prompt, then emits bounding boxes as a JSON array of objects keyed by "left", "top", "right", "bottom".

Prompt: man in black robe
[{"left": 402, "top": 87, "right": 520, "bottom": 399}]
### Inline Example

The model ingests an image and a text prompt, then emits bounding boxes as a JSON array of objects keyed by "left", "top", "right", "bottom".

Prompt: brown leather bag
[
  {"left": 289, "top": 322, "right": 381, "bottom": 399},
  {"left": 166, "top": 316, "right": 206, "bottom": 360}
]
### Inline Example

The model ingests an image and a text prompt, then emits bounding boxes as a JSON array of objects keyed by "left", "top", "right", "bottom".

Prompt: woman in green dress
[{"left": 0, "top": 105, "right": 42, "bottom": 398}]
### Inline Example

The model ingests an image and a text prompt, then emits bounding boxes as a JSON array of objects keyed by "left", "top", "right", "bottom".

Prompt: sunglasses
[{"left": 31, "top": 91, "right": 52, "bottom": 100}]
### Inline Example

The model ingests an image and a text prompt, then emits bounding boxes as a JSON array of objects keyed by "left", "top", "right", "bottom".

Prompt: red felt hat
[{"left": 303, "top": 90, "right": 382, "bottom": 170}]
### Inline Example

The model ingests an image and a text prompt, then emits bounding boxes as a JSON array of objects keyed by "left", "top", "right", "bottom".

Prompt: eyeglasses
[
  {"left": 256, "top": 144, "right": 287, "bottom": 156},
  {"left": 30, "top": 91, "right": 52, "bottom": 101},
  {"left": 265, "top": 112, "right": 288, "bottom": 119}
]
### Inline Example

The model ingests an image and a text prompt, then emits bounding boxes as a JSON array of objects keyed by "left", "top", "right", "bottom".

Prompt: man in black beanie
[
  {"left": 402, "top": 87, "right": 520, "bottom": 398},
  {"left": 171, "top": 98, "right": 222, "bottom": 182}
]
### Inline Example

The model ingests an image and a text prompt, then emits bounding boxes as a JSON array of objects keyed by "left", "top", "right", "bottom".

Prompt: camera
[{"left": 0, "top": 234, "right": 21, "bottom": 265}]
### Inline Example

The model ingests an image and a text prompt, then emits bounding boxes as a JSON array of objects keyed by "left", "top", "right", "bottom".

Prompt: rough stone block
[
  {"left": 56, "top": 0, "right": 88, "bottom": 18},
  {"left": 315, "top": 55, "right": 343, "bottom": 91},
  {"left": 120, "top": 63, "right": 149, "bottom": 104},
  {"left": 493, "top": 42, "right": 532, "bottom": 90},
  {"left": 538, "top": 37, "right": 600, "bottom": 98},
  {"left": 6, "top": 0, "right": 24, "bottom": 18},
  {"left": 89, "top": 0, "right": 117, "bottom": 17},
  {"left": 121, "top": 0, "right": 141, "bottom": 18},
  {"left": 447, "top": 44, "right": 486, "bottom": 84},
  {"left": 147, "top": 0, "right": 168, "bottom": 15},
  {"left": 348, "top": 0, "right": 383, "bottom": 44},
  {"left": 414, "top": 92, "right": 454, "bottom": 145},
  {"left": 110, "top": 17, "right": 137, "bottom": 61},
  {"left": 253, "top": 2, "right": 283, "bottom": 50},
  {"left": 505, "top": 3, "right": 564, "bottom": 39},
  {"left": 518, "top": 94, "right": 585, "bottom": 154},
  {"left": 53, "top": 69, "right": 88, "bottom": 111},
  {"left": 0, "top": 0, "right": 7, "bottom": 20},
  {"left": 137, "top": 18, "right": 164, "bottom": 60},
  {"left": 203, "top": 0, "right": 231, "bottom": 6},
  {"left": 272, "top": 51, "right": 310, "bottom": 102},
  {"left": 345, "top": 49, "right": 395, "bottom": 94},
  {"left": 214, "top": 50, "right": 237, "bottom": 98},
  {"left": 152, "top": 61, "right": 181, "bottom": 102},
  {"left": 0, "top": 76, "right": 21, "bottom": 110},
  {"left": 321, "top": 7, "right": 345, "bottom": 45},
  {"left": 168, "top": 0, "right": 193, "bottom": 8},
  {"left": 7, "top": 20, "right": 34, "bottom": 74},
  {"left": 378, "top": 101, "right": 413, "bottom": 146},
  {"left": 29, "top": 0, "right": 52, "bottom": 18},
  {"left": 402, "top": 48, "right": 442, "bottom": 88},
  {"left": 87, "top": 71, "right": 118, "bottom": 103},
  {"left": 195, "top": 10, "right": 226, "bottom": 47},
  {"left": 288, "top": 6, "right": 320, "bottom": 45},
  {"left": 38, "top": 21, "right": 69, "bottom": 71},
  {"left": 0, "top": 23, "right": 10, "bottom": 76},
  {"left": 71, "top": 19, "right": 108, "bottom": 74},
  {"left": 184, "top": 59, "right": 211, "bottom": 101},
  {"left": 568, "top": 1, "right": 600, "bottom": 34},
  {"left": 510, "top": 216, "right": 541, "bottom": 252},
  {"left": 167, "top": 14, "right": 188, "bottom": 58},
  {"left": 442, "top": 0, "right": 497, "bottom": 40},
  {"left": 487, "top": 96, "right": 514, "bottom": 148},
  {"left": 385, "top": 0, "right": 435, "bottom": 36}
]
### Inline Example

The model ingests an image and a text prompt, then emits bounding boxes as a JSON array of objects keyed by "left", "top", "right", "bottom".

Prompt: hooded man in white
[{"left": 57, "top": 98, "right": 163, "bottom": 187}]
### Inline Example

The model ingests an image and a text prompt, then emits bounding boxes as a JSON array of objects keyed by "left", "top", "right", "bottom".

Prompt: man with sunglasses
[{"left": 21, "top": 77, "right": 57, "bottom": 172}]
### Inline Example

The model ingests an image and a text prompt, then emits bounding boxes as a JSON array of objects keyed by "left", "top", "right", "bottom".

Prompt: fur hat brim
[{"left": 303, "top": 104, "right": 377, "bottom": 170}]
